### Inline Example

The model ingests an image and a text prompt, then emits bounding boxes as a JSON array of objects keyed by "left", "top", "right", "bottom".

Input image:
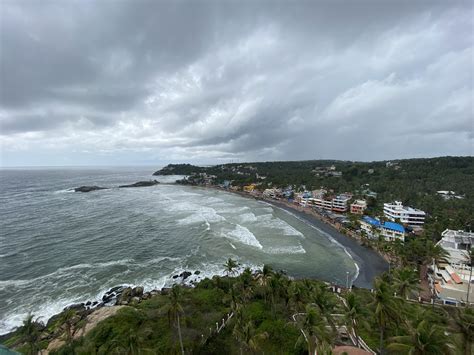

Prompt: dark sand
[{"left": 262, "top": 199, "right": 389, "bottom": 289}]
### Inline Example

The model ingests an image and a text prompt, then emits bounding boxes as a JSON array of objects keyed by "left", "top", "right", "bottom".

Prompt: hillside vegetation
[{"left": 155, "top": 156, "right": 474, "bottom": 236}]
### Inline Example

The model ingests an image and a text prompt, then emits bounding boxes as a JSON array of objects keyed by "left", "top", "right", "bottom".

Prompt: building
[
  {"left": 383, "top": 201, "right": 425, "bottom": 226},
  {"left": 360, "top": 216, "right": 380, "bottom": 238},
  {"left": 437, "top": 190, "right": 465, "bottom": 200},
  {"left": 332, "top": 194, "right": 351, "bottom": 213},
  {"left": 380, "top": 222, "right": 405, "bottom": 242},
  {"left": 243, "top": 184, "right": 256, "bottom": 192},
  {"left": 360, "top": 216, "right": 405, "bottom": 241},
  {"left": 350, "top": 199, "right": 367, "bottom": 214},
  {"left": 432, "top": 229, "right": 474, "bottom": 305}
]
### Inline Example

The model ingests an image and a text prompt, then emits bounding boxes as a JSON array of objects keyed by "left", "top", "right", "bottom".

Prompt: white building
[
  {"left": 383, "top": 201, "right": 426, "bottom": 226},
  {"left": 350, "top": 199, "right": 367, "bottom": 215},
  {"left": 332, "top": 194, "right": 351, "bottom": 213},
  {"left": 432, "top": 229, "right": 474, "bottom": 305}
]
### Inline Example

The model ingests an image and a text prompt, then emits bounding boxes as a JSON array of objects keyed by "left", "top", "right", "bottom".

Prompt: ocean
[{"left": 0, "top": 167, "right": 357, "bottom": 334}]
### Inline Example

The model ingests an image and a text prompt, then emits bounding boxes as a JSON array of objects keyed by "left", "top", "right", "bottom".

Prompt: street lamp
[{"left": 346, "top": 271, "right": 350, "bottom": 289}]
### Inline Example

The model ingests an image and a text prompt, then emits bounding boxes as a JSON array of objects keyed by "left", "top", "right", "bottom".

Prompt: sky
[{"left": 0, "top": 0, "right": 473, "bottom": 167}]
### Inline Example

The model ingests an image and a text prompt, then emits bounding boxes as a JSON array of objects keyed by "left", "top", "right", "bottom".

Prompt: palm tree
[
  {"left": 167, "top": 285, "right": 185, "bottom": 355},
  {"left": 224, "top": 258, "right": 239, "bottom": 290},
  {"left": 289, "top": 282, "right": 309, "bottom": 312},
  {"left": 451, "top": 307, "right": 474, "bottom": 355},
  {"left": 256, "top": 264, "right": 273, "bottom": 303},
  {"left": 464, "top": 247, "right": 473, "bottom": 305},
  {"left": 392, "top": 267, "right": 419, "bottom": 299},
  {"left": 295, "top": 305, "right": 332, "bottom": 355},
  {"left": 371, "top": 277, "right": 400, "bottom": 354},
  {"left": 311, "top": 283, "right": 337, "bottom": 336},
  {"left": 387, "top": 319, "right": 455, "bottom": 354},
  {"left": 18, "top": 314, "right": 42, "bottom": 355},
  {"left": 59, "top": 308, "right": 76, "bottom": 351},
  {"left": 343, "top": 292, "right": 367, "bottom": 348}
]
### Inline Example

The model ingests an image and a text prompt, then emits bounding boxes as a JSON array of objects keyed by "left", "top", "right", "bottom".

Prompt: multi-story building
[
  {"left": 350, "top": 199, "right": 367, "bottom": 214},
  {"left": 432, "top": 229, "right": 474, "bottom": 305},
  {"left": 383, "top": 201, "right": 426, "bottom": 226},
  {"left": 332, "top": 194, "right": 351, "bottom": 213},
  {"left": 359, "top": 216, "right": 405, "bottom": 241}
]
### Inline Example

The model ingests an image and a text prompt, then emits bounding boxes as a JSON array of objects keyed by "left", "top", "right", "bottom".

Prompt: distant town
[{"left": 155, "top": 156, "right": 474, "bottom": 306}]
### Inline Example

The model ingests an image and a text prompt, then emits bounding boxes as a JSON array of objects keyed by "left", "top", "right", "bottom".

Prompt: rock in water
[
  {"left": 118, "top": 180, "right": 159, "bottom": 188},
  {"left": 74, "top": 186, "right": 107, "bottom": 193}
]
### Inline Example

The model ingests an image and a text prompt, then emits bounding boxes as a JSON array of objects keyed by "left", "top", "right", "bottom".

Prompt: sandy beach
[{"left": 213, "top": 188, "right": 389, "bottom": 289}]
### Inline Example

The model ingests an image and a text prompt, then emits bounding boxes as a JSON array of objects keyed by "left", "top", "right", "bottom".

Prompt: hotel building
[{"left": 383, "top": 201, "right": 426, "bottom": 226}]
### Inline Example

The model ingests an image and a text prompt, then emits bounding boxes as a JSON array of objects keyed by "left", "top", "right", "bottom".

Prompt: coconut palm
[
  {"left": 295, "top": 305, "right": 332, "bottom": 355},
  {"left": 387, "top": 319, "right": 455, "bottom": 354},
  {"left": 371, "top": 278, "right": 400, "bottom": 354},
  {"left": 18, "top": 314, "right": 42, "bottom": 355},
  {"left": 451, "top": 307, "right": 474, "bottom": 355},
  {"left": 289, "top": 282, "right": 309, "bottom": 312},
  {"left": 232, "top": 308, "right": 267, "bottom": 355},
  {"left": 311, "top": 284, "right": 337, "bottom": 336},
  {"left": 343, "top": 292, "right": 368, "bottom": 348},
  {"left": 167, "top": 285, "right": 185, "bottom": 355},
  {"left": 59, "top": 308, "right": 76, "bottom": 351},
  {"left": 256, "top": 264, "right": 273, "bottom": 302},
  {"left": 224, "top": 258, "right": 239, "bottom": 291},
  {"left": 392, "top": 267, "right": 419, "bottom": 299}
]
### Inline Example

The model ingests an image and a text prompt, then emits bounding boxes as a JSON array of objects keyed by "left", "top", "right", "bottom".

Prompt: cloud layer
[{"left": 0, "top": 0, "right": 472, "bottom": 166}]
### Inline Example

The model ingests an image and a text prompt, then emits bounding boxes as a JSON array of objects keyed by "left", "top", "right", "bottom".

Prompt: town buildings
[
  {"left": 359, "top": 216, "right": 405, "bottom": 242},
  {"left": 383, "top": 201, "right": 426, "bottom": 227},
  {"left": 350, "top": 199, "right": 367, "bottom": 214},
  {"left": 432, "top": 229, "right": 474, "bottom": 305}
]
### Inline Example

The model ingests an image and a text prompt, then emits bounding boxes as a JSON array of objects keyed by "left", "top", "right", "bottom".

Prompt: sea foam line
[{"left": 263, "top": 202, "right": 360, "bottom": 283}]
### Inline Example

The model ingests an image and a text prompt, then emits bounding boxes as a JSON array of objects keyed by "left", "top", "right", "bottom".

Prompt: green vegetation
[
  {"left": 156, "top": 157, "right": 474, "bottom": 236},
  {"left": 3, "top": 261, "right": 473, "bottom": 354}
]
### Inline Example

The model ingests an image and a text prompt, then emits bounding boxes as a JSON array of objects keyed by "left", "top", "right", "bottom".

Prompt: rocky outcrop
[
  {"left": 118, "top": 180, "right": 159, "bottom": 188},
  {"left": 74, "top": 186, "right": 107, "bottom": 193}
]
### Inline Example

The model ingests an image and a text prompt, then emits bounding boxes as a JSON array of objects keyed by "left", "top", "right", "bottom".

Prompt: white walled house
[
  {"left": 432, "top": 229, "right": 474, "bottom": 306},
  {"left": 383, "top": 201, "right": 426, "bottom": 226},
  {"left": 350, "top": 199, "right": 367, "bottom": 214}
]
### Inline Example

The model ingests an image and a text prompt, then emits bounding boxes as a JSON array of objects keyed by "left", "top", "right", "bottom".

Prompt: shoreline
[{"left": 205, "top": 186, "right": 389, "bottom": 289}]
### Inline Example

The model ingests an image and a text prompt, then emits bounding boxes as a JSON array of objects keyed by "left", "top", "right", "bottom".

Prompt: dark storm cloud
[{"left": 0, "top": 0, "right": 472, "bottom": 165}]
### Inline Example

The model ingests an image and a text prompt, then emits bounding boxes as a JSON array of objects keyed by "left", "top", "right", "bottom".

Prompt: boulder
[
  {"left": 131, "top": 297, "right": 140, "bottom": 305},
  {"left": 116, "top": 287, "right": 132, "bottom": 305},
  {"left": 131, "top": 286, "right": 144, "bottom": 298},
  {"left": 118, "top": 180, "right": 159, "bottom": 188},
  {"left": 194, "top": 270, "right": 201, "bottom": 275},
  {"left": 160, "top": 288, "right": 171, "bottom": 296},
  {"left": 74, "top": 186, "right": 107, "bottom": 193},
  {"left": 179, "top": 271, "right": 192, "bottom": 280}
]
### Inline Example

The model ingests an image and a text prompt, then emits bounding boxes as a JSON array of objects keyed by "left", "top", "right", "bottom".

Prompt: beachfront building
[
  {"left": 360, "top": 216, "right": 380, "bottom": 238},
  {"left": 383, "top": 201, "right": 426, "bottom": 227},
  {"left": 312, "top": 197, "right": 333, "bottom": 210},
  {"left": 350, "top": 199, "right": 367, "bottom": 214},
  {"left": 243, "top": 184, "right": 257, "bottom": 192},
  {"left": 360, "top": 216, "right": 405, "bottom": 241},
  {"left": 332, "top": 194, "right": 352, "bottom": 213},
  {"left": 432, "top": 229, "right": 474, "bottom": 305},
  {"left": 263, "top": 188, "right": 279, "bottom": 199},
  {"left": 380, "top": 222, "right": 405, "bottom": 242}
]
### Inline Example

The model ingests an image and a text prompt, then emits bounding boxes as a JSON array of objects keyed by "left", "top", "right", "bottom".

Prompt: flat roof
[{"left": 382, "top": 221, "right": 405, "bottom": 233}]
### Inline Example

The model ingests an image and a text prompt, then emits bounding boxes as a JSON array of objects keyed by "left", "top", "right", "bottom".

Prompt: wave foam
[
  {"left": 265, "top": 245, "right": 306, "bottom": 254},
  {"left": 224, "top": 225, "right": 263, "bottom": 249}
]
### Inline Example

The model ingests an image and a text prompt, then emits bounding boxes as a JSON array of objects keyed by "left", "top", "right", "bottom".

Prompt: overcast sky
[{"left": 0, "top": 0, "right": 473, "bottom": 166}]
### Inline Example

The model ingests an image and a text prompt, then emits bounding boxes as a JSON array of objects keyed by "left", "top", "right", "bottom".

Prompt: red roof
[{"left": 451, "top": 272, "right": 462, "bottom": 284}]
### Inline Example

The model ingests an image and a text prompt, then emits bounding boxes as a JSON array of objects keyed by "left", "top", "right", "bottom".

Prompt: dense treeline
[
  {"left": 155, "top": 156, "right": 474, "bottom": 237},
  {"left": 4, "top": 262, "right": 473, "bottom": 354}
]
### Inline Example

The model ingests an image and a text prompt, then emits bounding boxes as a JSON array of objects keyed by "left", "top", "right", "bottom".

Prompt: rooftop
[{"left": 382, "top": 221, "right": 405, "bottom": 233}]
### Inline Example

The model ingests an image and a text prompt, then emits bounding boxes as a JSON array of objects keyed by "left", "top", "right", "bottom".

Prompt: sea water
[{"left": 0, "top": 167, "right": 356, "bottom": 334}]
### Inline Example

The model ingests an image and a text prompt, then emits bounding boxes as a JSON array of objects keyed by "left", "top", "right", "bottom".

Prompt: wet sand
[
  {"left": 265, "top": 200, "right": 389, "bottom": 289},
  {"left": 213, "top": 187, "right": 389, "bottom": 289}
]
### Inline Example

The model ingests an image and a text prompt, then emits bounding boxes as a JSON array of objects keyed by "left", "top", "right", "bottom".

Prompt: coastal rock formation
[
  {"left": 118, "top": 180, "right": 159, "bottom": 188},
  {"left": 74, "top": 186, "right": 107, "bottom": 193}
]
